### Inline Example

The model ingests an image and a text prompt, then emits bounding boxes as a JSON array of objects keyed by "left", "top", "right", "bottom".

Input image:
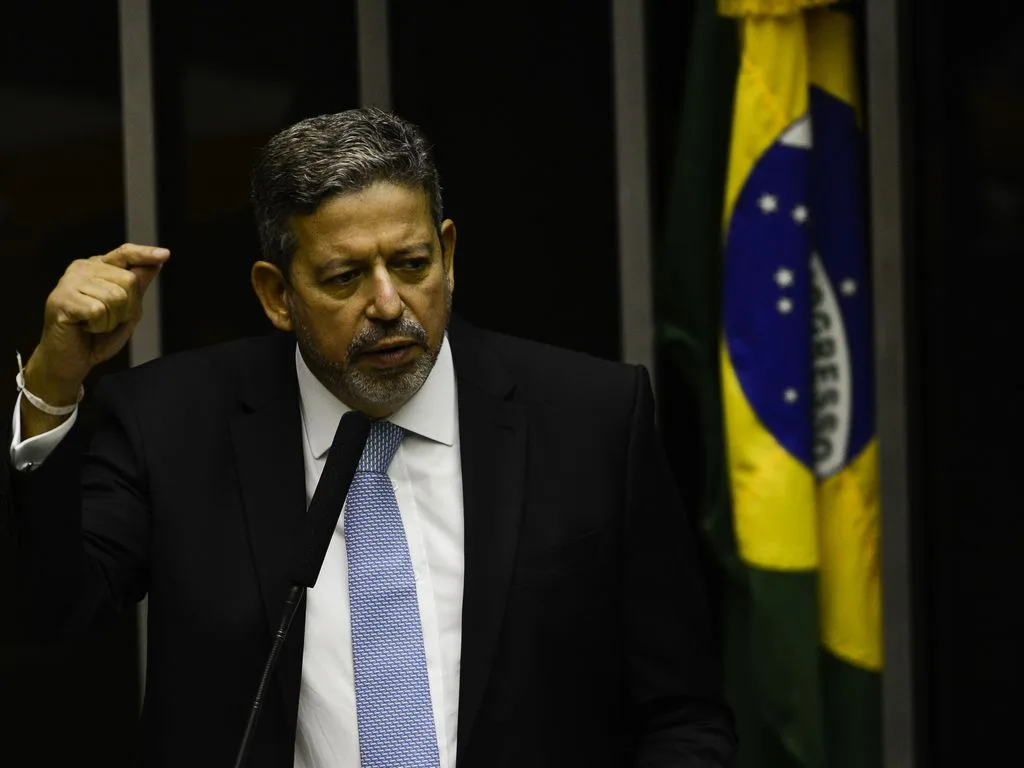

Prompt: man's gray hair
[{"left": 250, "top": 107, "right": 443, "bottom": 276}]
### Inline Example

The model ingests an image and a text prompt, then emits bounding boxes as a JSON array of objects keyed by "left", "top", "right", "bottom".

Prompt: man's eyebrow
[
  {"left": 316, "top": 257, "right": 361, "bottom": 276},
  {"left": 391, "top": 242, "right": 433, "bottom": 257},
  {"left": 314, "top": 243, "right": 433, "bottom": 277}
]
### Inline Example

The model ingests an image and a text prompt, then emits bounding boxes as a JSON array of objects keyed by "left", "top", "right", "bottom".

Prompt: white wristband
[{"left": 15, "top": 351, "right": 83, "bottom": 417}]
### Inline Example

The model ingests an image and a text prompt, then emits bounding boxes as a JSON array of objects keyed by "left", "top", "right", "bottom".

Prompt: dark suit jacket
[{"left": 2, "top": 317, "right": 735, "bottom": 767}]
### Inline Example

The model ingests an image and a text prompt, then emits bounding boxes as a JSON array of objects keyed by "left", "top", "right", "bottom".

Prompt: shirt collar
[{"left": 295, "top": 335, "right": 456, "bottom": 460}]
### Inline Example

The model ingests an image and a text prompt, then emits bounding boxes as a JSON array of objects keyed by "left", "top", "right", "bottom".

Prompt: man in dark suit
[{"left": 4, "top": 108, "right": 735, "bottom": 766}]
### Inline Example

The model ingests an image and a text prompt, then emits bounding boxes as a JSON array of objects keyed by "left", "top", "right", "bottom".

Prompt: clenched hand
[{"left": 20, "top": 243, "right": 170, "bottom": 437}]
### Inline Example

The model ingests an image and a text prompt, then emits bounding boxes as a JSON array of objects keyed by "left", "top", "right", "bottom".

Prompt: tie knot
[{"left": 358, "top": 420, "right": 405, "bottom": 474}]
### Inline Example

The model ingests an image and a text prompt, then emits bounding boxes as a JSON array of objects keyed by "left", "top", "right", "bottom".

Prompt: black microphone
[{"left": 234, "top": 410, "right": 372, "bottom": 768}]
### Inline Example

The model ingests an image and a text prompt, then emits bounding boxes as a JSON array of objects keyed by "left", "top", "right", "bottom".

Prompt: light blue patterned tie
[{"left": 344, "top": 420, "right": 440, "bottom": 768}]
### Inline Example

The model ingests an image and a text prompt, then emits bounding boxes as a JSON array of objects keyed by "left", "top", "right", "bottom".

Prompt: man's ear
[
  {"left": 440, "top": 219, "right": 456, "bottom": 294},
  {"left": 251, "top": 261, "right": 294, "bottom": 332}
]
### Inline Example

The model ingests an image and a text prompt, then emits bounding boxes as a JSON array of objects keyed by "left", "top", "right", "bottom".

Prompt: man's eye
[
  {"left": 398, "top": 258, "right": 429, "bottom": 270},
  {"left": 331, "top": 270, "right": 359, "bottom": 285}
]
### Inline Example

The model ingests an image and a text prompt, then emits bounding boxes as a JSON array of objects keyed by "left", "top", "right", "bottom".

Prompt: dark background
[
  {"left": 0, "top": 3, "right": 138, "bottom": 764},
  {"left": 903, "top": 0, "right": 1024, "bottom": 763},
  {"left": 0, "top": 1, "right": 1021, "bottom": 765}
]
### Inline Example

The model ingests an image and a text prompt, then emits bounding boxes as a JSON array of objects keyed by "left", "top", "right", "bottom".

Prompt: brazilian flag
[{"left": 656, "top": 1, "right": 881, "bottom": 766}]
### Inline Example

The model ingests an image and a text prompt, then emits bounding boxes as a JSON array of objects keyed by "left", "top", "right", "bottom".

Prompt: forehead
[{"left": 291, "top": 182, "right": 434, "bottom": 259}]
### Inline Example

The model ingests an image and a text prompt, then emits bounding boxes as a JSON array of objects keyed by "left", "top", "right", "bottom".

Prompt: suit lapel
[
  {"left": 449, "top": 319, "right": 527, "bottom": 761},
  {"left": 229, "top": 334, "right": 308, "bottom": 740}
]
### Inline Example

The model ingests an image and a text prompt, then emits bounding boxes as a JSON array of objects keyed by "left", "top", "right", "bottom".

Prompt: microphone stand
[{"left": 232, "top": 585, "right": 305, "bottom": 768}]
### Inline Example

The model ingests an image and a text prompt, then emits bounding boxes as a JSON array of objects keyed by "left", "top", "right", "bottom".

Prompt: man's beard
[{"left": 294, "top": 284, "right": 451, "bottom": 413}]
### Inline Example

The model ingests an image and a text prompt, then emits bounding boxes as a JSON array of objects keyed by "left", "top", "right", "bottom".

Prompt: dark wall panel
[
  {"left": 905, "top": 1, "right": 1024, "bottom": 764},
  {"left": 390, "top": 0, "right": 621, "bottom": 360},
  {"left": 153, "top": 0, "right": 361, "bottom": 354}
]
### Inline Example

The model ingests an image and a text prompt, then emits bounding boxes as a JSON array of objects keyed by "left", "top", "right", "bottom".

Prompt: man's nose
[{"left": 365, "top": 265, "right": 404, "bottom": 321}]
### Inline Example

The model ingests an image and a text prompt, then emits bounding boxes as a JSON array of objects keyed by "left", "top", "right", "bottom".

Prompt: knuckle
[
  {"left": 113, "top": 284, "right": 131, "bottom": 308},
  {"left": 48, "top": 286, "right": 71, "bottom": 313},
  {"left": 70, "top": 261, "right": 98, "bottom": 283}
]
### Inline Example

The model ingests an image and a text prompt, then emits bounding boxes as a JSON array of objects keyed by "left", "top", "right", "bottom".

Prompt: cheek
[
  {"left": 409, "top": 289, "right": 450, "bottom": 348},
  {"left": 404, "top": 283, "right": 446, "bottom": 321},
  {"left": 302, "top": 301, "right": 359, "bottom": 353}
]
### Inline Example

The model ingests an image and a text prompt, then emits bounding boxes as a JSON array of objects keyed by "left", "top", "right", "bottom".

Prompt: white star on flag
[
  {"left": 774, "top": 268, "right": 794, "bottom": 288},
  {"left": 758, "top": 194, "right": 779, "bottom": 214},
  {"left": 791, "top": 204, "right": 809, "bottom": 224},
  {"left": 777, "top": 297, "right": 793, "bottom": 315},
  {"left": 840, "top": 278, "right": 858, "bottom": 296},
  {"left": 784, "top": 388, "right": 799, "bottom": 404}
]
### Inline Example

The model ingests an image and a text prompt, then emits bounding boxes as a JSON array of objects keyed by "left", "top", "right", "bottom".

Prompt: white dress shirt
[
  {"left": 9, "top": 393, "right": 78, "bottom": 471},
  {"left": 294, "top": 337, "right": 464, "bottom": 768},
  {"left": 9, "top": 336, "right": 465, "bottom": 768}
]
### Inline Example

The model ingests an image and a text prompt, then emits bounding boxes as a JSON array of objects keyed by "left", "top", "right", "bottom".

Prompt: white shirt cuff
[{"left": 10, "top": 391, "right": 78, "bottom": 472}]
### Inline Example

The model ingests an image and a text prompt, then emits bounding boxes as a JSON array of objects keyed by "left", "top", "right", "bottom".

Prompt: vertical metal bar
[
  {"left": 611, "top": 0, "right": 656, "bottom": 374},
  {"left": 119, "top": 0, "right": 161, "bottom": 708},
  {"left": 865, "top": 1, "right": 915, "bottom": 766},
  {"left": 356, "top": 0, "right": 392, "bottom": 108}
]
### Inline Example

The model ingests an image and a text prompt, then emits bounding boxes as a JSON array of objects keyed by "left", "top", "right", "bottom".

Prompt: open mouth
[{"left": 358, "top": 340, "right": 419, "bottom": 368}]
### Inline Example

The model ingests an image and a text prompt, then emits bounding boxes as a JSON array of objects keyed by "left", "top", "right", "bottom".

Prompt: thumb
[{"left": 99, "top": 243, "right": 171, "bottom": 270}]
